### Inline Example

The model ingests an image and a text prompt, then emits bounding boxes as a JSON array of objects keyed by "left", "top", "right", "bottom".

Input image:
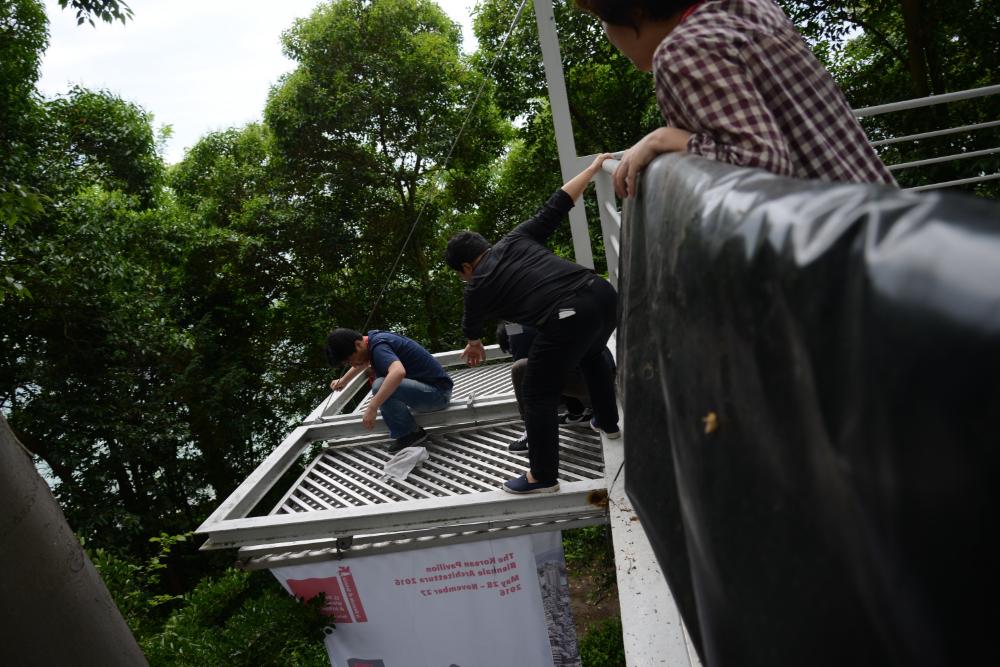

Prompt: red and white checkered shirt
[{"left": 653, "top": 0, "right": 896, "bottom": 185}]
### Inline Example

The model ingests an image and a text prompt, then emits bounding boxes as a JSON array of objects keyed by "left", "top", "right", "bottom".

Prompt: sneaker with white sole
[
  {"left": 503, "top": 474, "right": 559, "bottom": 494},
  {"left": 590, "top": 417, "right": 621, "bottom": 439}
]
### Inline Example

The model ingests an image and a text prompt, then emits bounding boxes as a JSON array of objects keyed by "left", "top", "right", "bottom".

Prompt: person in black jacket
[{"left": 445, "top": 154, "right": 620, "bottom": 494}]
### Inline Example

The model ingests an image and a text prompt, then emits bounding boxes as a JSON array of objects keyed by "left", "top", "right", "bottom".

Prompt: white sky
[{"left": 38, "top": 0, "right": 480, "bottom": 164}]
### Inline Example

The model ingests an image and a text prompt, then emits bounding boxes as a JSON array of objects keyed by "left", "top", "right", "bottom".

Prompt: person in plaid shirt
[{"left": 575, "top": 0, "right": 896, "bottom": 197}]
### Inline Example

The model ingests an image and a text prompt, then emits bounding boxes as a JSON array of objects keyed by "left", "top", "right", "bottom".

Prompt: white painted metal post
[{"left": 533, "top": 0, "right": 595, "bottom": 269}]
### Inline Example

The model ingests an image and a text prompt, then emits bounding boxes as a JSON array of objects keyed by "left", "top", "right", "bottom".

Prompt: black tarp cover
[{"left": 618, "top": 154, "right": 999, "bottom": 666}]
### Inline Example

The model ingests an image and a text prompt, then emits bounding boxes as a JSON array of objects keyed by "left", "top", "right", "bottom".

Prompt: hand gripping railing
[{"left": 584, "top": 86, "right": 998, "bottom": 278}]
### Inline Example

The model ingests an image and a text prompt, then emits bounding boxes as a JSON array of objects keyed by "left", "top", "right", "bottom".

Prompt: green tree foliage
[
  {"left": 563, "top": 525, "right": 616, "bottom": 601},
  {"left": 0, "top": 76, "right": 196, "bottom": 553},
  {"left": 168, "top": 125, "right": 314, "bottom": 502},
  {"left": 1, "top": 0, "right": 48, "bottom": 298},
  {"left": 45, "top": 86, "right": 164, "bottom": 205},
  {"left": 57, "top": 0, "right": 132, "bottom": 27},
  {"left": 1, "top": 1, "right": 137, "bottom": 298},
  {"left": 141, "top": 568, "right": 329, "bottom": 667},
  {"left": 578, "top": 616, "right": 626, "bottom": 667},
  {"left": 468, "top": 0, "right": 660, "bottom": 270},
  {"left": 780, "top": 1, "right": 999, "bottom": 194},
  {"left": 266, "top": 0, "right": 509, "bottom": 349},
  {"left": 93, "top": 535, "right": 330, "bottom": 667}
]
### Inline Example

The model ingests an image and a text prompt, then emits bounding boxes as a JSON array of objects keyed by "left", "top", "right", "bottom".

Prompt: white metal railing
[
  {"left": 854, "top": 84, "right": 1000, "bottom": 192},
  {"left": 592, "top": 156, "right": 623, "bottom": 287}
]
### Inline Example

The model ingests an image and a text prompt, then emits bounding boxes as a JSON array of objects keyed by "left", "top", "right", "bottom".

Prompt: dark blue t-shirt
[{"left": 367, "top": 330, "right": 454, "bottom": 391}]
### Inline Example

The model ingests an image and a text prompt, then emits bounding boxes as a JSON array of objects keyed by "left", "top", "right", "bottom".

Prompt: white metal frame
[
  {"left": 855, "top": 84, "right": 1000, "bottom": 191},
  {"left": 196, "top": 346, "right": 612, "bottom": 558}
]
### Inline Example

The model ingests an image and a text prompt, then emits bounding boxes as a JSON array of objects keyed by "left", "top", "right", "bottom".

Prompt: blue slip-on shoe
[
  {"left": 508, "top": 433, "right": 529, "bottom": 453},
  {"left": 590, "top": 417, "right": 621, "bottom": 440},
  {"left": 502, "top": 474, "right": 559, "bottom": 494}
]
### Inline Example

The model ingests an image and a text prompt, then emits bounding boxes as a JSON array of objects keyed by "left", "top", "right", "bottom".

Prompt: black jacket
[{"left": 461, "top": 189, "right": 594, "bottom": 340}]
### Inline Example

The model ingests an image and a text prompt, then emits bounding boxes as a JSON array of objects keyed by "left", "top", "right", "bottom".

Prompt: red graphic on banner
[
  {"left": 339, "top": 566, "right": 369, "bottom": 622},
  {"left": 286, "top": 577, "right": 353, "bottom": 623}
]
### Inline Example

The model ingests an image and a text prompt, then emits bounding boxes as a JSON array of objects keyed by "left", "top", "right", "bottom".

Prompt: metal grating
[
  {"left": 353, "top": 360, "right": 515, "bottom": 413},
  {"left": 273, "top": 419, "right": 604, "bottom": 515}
]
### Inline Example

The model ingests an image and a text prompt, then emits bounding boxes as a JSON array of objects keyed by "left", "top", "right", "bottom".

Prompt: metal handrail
[
  {"left": 850, "top": 85, "right": 1000, "bottom": 190},
  {"left": 870, "top": 120, "right": 1000, "bottom": 147},
  {"left": 888, "top": 146, "right": 1000, "bottom": 171},
  {"left": 853, "top": 84, "right": 1000, "bottom": 117},
  {"left": 905, "top": 173, "right": 1000, "bottom": 192}
]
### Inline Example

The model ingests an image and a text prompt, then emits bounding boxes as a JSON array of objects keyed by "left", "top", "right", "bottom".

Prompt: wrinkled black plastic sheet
[{"left": 618, "top": 154, "right": 999, "bottom": 666}]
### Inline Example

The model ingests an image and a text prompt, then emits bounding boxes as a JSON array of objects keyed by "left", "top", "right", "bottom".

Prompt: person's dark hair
[
  {"left": 325, "top": 327, "right": 363, "bottom": 366},
  {"left": 444, "top": 231, "right": 491, "bottom": 271},
  {"left": 574, "top": 0, "right": 696, "bottom": 28}
]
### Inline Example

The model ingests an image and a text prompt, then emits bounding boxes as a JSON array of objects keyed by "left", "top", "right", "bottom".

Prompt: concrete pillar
[{"left": 0, "top": 415, "right": 148, "bottom": 666}]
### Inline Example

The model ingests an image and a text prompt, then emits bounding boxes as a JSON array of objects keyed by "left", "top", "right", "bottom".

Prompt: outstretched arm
[
  {"left": 561, "top": 153, "right": 614, "bottom": 202},
  {"left": 512, "top": 153, "right": 616, "bottom": 245}
]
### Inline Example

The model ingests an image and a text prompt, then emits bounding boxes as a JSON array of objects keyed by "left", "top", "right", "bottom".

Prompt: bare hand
[
  {"left": 589, "top": 152, "right": 614, "bottom": 174},
  {"left": 362, "top": 404, "right": 377, "bottom": 430},
  {"left": 330, "top": 376, "right": 348, "bottom": 392},
  {"left": 461, "top": 340, "right": 485, "bottom": 367},
  {"left": 613, "top": 127, "right": 691, "bottom": 198}
]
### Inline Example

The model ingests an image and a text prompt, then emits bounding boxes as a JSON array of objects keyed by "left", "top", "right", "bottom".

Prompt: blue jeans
[{"left": 371, "top": 377, "right": 452, "bottom": 438}]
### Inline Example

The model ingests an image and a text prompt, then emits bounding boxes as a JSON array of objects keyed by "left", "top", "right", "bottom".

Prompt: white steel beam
[
  {"left": 197, "top": 425, "right": 313, "bottom": 528},
  {"left": 200, "top": 478, "right": 610, "bottom": 550},
  {"left": 591, "top": 156, "right": 623, "bottom": 288},
  {"left": 238, "top": 515, "right": 608, "bottom": 569},
  {"left": 534, "top": 0, "right": 594, "bottom": 269}
]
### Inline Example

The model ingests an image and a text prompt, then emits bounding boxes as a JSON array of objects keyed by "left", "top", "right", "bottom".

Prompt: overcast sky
[{"left": 38, "top": 0, "right": 480, "bottom": 164}]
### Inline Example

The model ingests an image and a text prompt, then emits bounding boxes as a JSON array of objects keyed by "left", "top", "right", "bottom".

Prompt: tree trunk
[
  {"left": 0, "top": 415, "right": 148, "bottom": 666},
  {"left": 899, "top": 0, "right": 931, "bottom": 97}
]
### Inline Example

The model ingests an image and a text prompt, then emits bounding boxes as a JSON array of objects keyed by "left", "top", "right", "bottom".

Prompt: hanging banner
[{"left": 272, "top": 532, "right": 578, "bottom": 667}]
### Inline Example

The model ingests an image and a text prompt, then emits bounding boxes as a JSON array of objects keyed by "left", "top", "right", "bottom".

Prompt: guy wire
[{"left": 361, "top": 0, "right": 530, "bottom": 332}]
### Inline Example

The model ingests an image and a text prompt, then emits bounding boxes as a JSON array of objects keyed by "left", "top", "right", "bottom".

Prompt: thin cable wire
[{"left": 362, "top": 0, "right": 530, "bottom": 332}]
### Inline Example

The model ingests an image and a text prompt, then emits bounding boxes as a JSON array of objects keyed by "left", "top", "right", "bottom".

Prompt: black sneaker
[
  {"left": 559, "top": 409, "right": 592, "bottom": 425},
  {"left": 590, "top": 417, "right": 621, "bottom": 440},
  {"left": 387, "top": 427, "right": 428, "bottom": 454},
  {"left": 508, "top": 433, "right": 529, "bottom": 453}
]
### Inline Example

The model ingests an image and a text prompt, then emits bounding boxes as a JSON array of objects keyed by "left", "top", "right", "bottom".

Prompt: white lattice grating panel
[{"left": 273, "top": 420, "right": 604, "bottom": 515}]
